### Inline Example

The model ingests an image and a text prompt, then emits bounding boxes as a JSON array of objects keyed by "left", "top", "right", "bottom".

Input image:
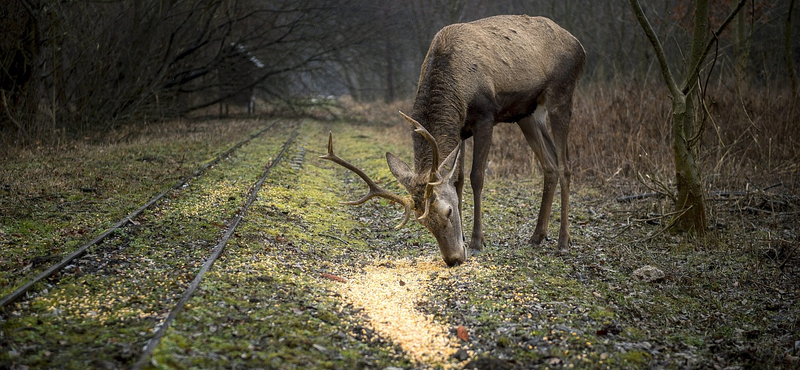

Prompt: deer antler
[
  {"left": 320, "top": 132, "right": 413, "bottom": 229},
  {"left": 399, "top": 111, "right": 440, "bottom": 174},
  {"left": 399, "top": 111, "right": 443, "bottom": 221}
]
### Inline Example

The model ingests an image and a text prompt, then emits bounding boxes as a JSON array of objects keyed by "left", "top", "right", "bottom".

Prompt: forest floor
[{"left": 1, "top": 118, "right": 798, "bottom": 369}]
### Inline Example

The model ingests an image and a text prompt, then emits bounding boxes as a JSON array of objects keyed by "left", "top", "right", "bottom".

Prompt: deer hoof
[
  {"left": 468, "top": 239, "right": 484, "bottom": 252},
  {"left": 556, "top": 236, "right": 571, "bottom": 251},
  {"left": 529, "top": 233, "right": 547, "bottom": 245}
]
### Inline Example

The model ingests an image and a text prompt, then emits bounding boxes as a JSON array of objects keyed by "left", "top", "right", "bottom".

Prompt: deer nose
[
  {"left": 443, "top": 245, "right": 466, "bottom": 267},
  {"left": 444, "top": 256, "right": 464, "bottom": 267}
]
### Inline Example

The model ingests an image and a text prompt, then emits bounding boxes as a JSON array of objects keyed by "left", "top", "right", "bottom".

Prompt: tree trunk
[
  {"left": 787, "top": 0, "right": 798, "bottom": 98},
  {"left": 732, "top": 2, "right": 750, "bottom": 90},
  {"left": 384, "top": 30, "right": 395, "bottom": 103},
  {"left": 672, "top": 0, "right": 709, "bottom": 233},
  {"left": 671, "top": 96, "right": 707, "bottom": 232}
]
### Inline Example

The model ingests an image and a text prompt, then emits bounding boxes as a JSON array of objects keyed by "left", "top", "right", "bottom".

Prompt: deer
[{"left": 322, "top": 15, "right": 585, "bottom": 267}]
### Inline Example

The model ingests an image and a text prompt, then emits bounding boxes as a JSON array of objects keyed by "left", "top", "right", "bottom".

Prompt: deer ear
[
  {"left": 386, "top": 152, "right": 414, "bottom": 189},
  {"left": 438, "top": 145, "right": 461, "bottom": 183}
]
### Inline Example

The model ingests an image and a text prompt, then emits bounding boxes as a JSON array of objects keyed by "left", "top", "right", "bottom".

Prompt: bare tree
[
  {"left": 0, "top": 0, "right": 381, "bottom": 140},
  {"left": 0, "top": 0, "right": 39, "bottom": 138},
  {"left": 787, "top": 0, "right": 798, "bottom": 97},
  {"left": 628, "top": 0, "right": 747, "bottom": 233},
  {"left": 732, "top": 1, "right": 752, "bottom": 89}
]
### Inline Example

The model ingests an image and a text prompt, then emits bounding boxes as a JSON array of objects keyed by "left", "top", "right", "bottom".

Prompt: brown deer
[{"left": 322, "top": 15, "right": 585, "bottom": 266}]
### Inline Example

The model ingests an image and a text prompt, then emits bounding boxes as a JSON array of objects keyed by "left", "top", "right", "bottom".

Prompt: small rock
[
  {"left": 631, "top": 265, "right": 665, "bottom": 283},
  {"left": 547, "top": 357, "right": 563, "bottom": 366},
  {"left": 463, "top": 357, "right": 517, "bottom": 369},
  {"left": 452, "top": 349, "right": 470, "bottom": 361},
  {"left": 90, "top": 359, "right": 118, "bottom": 369},
  {"left": 384, "top": 367, "right": 405, "bottom": 370},
  {"left": 554, "top": 324, "right": 583, "bottom": 335}
]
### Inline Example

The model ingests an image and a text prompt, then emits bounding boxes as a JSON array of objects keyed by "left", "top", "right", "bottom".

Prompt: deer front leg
[
  {"left": 548, "top": 99, "right": 573, "bottom": 251},
  {"left": 454, "top": 141, "right": 466, "bottom": 219},
  {"left": 469, "top": 124, "right": 493, "bottom": 252}
]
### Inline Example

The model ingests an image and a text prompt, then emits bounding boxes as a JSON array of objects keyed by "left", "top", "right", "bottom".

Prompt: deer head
[{"left": 321, "top": 114, "right": 466, "bottom": 266}]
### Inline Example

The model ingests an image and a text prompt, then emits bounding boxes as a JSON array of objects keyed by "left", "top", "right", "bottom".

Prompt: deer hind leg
[
  {"left": 518, "top": 104, "right": 559, "bottom": 246},
  {"left": 469, "top": 123, "right": 493, "bottom": 252},
  {"left": 547, "top": 92, "right": 574, "bottom": 251}
]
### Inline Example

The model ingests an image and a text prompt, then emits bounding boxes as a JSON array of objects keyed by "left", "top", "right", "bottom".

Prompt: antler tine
[
  {"left": 418, "top": 195, "right": 432, "bottom": 220},
  {"left": 320, "top": 132, "right": 413, "bottom": 229},
  {"left": 399, "top": 111, "right": 440, "bottom": 175},
  {"left": 398, "top": 112, "right": 442, "bottom": 222}
]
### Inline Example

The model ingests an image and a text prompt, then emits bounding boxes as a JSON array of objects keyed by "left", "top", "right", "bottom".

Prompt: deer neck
[{"left": 410, "top": 73, "right": 467, "bottom": 174}]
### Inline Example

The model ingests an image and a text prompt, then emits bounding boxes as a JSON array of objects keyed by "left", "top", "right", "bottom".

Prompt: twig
[
  {"left": 761, "top": 182, "right": 784, "bottom": 191},
  {"left": 609, "top": 222, "right": 634, "bottom": 240},
  {"left": 710, "top": 183, "right": 783, "bottom": 199},
  {"left": 633, "top": 206, "right": 694, "bottom": 243},
  {"left": 752, "top": 280, "right": 787, "bottom": 295},
  {"left": 616, "top": 192, "right": 665, "bottom": 203},
  {"left": 779, "top": 242, "right": 797, "bottom": 271},
  {"left": 25, "top": 193, "right": 64, "bottom": 201},
  {"left": 592, "top": 263, "right": 618, "bottom": 274},
  {"left": 711, "top": 190, "right": 750, "bottom": 197},
  {"left": 742, "top": 206, "right": 772, "bottom": 214},
  {"left": 56, "top": 197, "right": 86, "bottom": 210},
  {"left": 636, "top": 171, "right": 676, "bottom": 203},
  {"left": 320, "top": 233, "right": 350, "bottom": 245},
  {"left": 1, "top": 90, "right": 29, "bottom": 140},
  {"left": 631, "top": 213, "right": 668, "bottom": 224}
]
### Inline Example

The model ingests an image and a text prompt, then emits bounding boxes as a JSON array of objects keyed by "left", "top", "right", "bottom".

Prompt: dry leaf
[
  {"left": 457, "top": 325, "right": 469, "bottom": 341},
  {"left": 320, "top": 272, "right": 347, "bottom": 283}
]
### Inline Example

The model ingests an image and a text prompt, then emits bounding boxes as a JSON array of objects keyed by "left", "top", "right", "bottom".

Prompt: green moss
[
  {"left": 589, "top": 307, "right": 616, "bottom": 321},
  {"left": 619, "top": 350, "right": 651, "bottom": 366},
  {"left": 496, "top": 336, "right": 512, "bottom": 348}
]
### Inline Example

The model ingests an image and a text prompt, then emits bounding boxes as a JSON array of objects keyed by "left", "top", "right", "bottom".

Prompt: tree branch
[
  {"left": 681, "top": 0, "right": 747, "bottom": 94},
  {"left": 628, "top": 0, "right": 681, "bottom": 98}
]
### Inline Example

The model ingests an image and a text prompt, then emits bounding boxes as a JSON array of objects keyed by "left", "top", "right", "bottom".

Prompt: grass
[{"left": 1, "top": 82, "right": 798, "bottom": 369}]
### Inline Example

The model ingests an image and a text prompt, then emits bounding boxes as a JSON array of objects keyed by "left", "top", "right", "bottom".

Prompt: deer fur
[{"left": 389, "top": 15, "right": 585, "bottom": 266}]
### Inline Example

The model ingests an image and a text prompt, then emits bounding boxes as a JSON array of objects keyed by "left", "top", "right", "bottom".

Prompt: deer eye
[{"left": 446, "top": 206, "right": 453, "bottom": 218}]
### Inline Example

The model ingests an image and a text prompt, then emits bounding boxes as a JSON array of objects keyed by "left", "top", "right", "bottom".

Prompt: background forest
[{"left": 2, "top": 0, "right": 797, "bottom": 137}]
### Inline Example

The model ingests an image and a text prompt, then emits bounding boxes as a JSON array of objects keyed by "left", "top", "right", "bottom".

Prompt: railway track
[
  {"left": 1, "top": 119, "right": 302, "bottom": 368},
  {"left": 0, "top": 119, "right": 283, "bottom": 309}
]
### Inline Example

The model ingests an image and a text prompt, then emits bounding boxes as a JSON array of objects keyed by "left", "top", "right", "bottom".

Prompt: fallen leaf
[
  {"left": 320, "top": 272, "right": 347, "bottom": 283},
  {"left": 457, "top": 325, "right": 469, "bottom": 341}
]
